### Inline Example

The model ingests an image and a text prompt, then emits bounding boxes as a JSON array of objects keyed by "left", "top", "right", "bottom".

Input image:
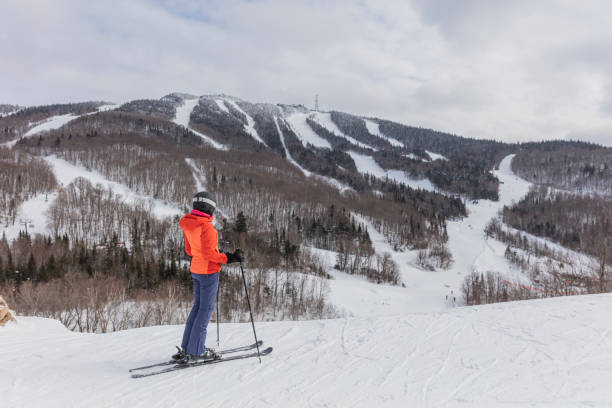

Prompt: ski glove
[{"left": 225, "top": 248, "right": 244, "bottom": 264}]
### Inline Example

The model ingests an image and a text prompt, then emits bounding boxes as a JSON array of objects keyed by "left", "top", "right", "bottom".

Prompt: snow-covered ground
[
  {"left": 1, "top": 104, "right": 120, "bottom": 147},
  {"left": 275, "top": 117, "right": 354, "bottom": 194},
  {"left": 223, "top": 99, "right": 268, "bottom": 147},
  {"left": 2, "top": 154, "right": 183, "bottom": 240},
  {"left": 318, "top": 154, "right": 532, "bottom": 317},
  {"left": 403, "top": 151, "right": 448, "bottom": 162},
  {"left": 445, "top": 154, "right": 531, "bottom": 288},
  {"left": 174, "top": 98, "right": 227, "bottom": 150},
  {"left": 94, "top": 103, "right": 120, "bottom": 113},
  {"left": 1, "top": 192, "right": 58, "bottom": 241},
  {"left": 274, "top": 116, "right": 312, "bottom": 177},
  {"left": 426, "top": 150, "right": 448, "bottom": 161},
  {"left": 2, "top": 114, "right": 80, "bottom": 148},
  {"left": 214, "top": 99, "right": 230, "bottom": 113},
  {"left": 23, "top": 114, "right": 78, "bottom": 137},
  {"left": 285, "top": 112, "right": 332, "bottom": 149},
  {"left": 347, "top": 150, "right": 437, "bottom": 193},
  {"left": 311, "top": 112, "right": 378, "bottom": 150},
  {"left": 4, "top": 293, "right": 612, "bottom": 407},
  {"left": 5, "top": 153, "right": 611, "bottom": 407},
  {"left": 46, "top": 155, "right": 182, "bottom": 218},
  {"left": 363, "top": 118, "right": 404, "bottom": 147},
  {"left": 0, "top": 108, "right": 21, "bottom": 117}
]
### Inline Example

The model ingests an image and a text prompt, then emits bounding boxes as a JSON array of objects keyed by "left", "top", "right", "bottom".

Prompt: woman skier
[{"left": 172, "top": 191, "right": 244, "bottom": 363}]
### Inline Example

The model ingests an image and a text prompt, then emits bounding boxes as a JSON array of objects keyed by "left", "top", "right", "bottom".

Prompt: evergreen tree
[
  {"left": 234, "top": 211, "right": 248, "bottom": 233},
  {"left": 46, "top": 255, "right": 57, "bottom": 280},
  {"left": 26, "top": 253, "right": 36, "bottom": 283}
]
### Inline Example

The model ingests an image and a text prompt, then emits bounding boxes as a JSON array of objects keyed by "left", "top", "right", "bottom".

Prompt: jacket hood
[{"left": 180, "top": 213, "right": 213, "bottom": 231}]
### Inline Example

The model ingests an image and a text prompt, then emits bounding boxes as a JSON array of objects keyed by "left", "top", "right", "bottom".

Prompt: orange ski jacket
[{"left": 179, "top": 213, "right": 228, "bottom": 274}]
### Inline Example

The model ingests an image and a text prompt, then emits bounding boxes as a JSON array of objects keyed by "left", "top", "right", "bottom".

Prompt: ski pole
[
  {"left": 239, "top": 262, "right": 261, "bottom": 363},
  {"left": 216, "top": 285, "right": 220, "bottom": 347}
]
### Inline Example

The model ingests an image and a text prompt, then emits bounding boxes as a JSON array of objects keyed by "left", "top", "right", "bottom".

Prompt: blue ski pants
[{"left": 181, "top": 272, "right": 219, "bottom": 355}]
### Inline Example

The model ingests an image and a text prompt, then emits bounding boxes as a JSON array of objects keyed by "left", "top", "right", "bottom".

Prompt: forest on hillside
[
  {"left": 512, "top": 141, "right": 612, "bottom": 195},
  {"left": 1, "top": 102, "right": 471, "bottom": 331},
  {"left": 2, "top": 97, "right": 611, "bottom": 328},
  {"left": 464, "top": 186, "right": 611, "bottom": 306}
]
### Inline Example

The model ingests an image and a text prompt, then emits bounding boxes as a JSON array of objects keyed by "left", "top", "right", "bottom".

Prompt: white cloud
[{"left": 1, "top": 0, "right": 611, "bottom": 146}]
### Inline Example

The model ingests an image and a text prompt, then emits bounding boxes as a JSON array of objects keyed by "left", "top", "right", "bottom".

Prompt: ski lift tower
[{"left": 19, "top": 218, "right": 32, "bottom": 235}]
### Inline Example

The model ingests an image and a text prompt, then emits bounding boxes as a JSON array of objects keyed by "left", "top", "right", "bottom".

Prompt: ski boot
[
  {"left": 171, "top": 346, "right": 186, "bottom": 361},
  {"left": 178, "top": 348, "right": 222, "bottom": 364}
]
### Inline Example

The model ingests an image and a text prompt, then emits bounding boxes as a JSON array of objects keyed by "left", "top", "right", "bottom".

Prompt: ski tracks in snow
[{"left": 6, "top": 296, "right": 612, "bottom": 406}]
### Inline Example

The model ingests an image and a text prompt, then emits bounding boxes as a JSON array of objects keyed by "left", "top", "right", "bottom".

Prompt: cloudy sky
[{"left": 1, "top": 0, "right": 611, "bottom": 145}]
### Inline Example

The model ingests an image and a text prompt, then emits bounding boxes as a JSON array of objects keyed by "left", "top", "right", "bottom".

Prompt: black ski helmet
[{"left": 193, "top": 191, "right": 217, "bottom": 215}]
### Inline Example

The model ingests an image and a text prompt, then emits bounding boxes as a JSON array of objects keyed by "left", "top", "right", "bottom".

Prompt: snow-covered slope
[
  {"left": 2, "top": 114, "right": 80, "bottom": 148},
  {"left": 4, "top": 150, "right": 609, "bottom": 407},
  {"left": 223, "top": 99, "right": 268, "bottom": 147},
  {"left": 347, "top": 151, "right": 437, "bottom": 192},
  {"left": 2, "top": 155, "right": 184, "bottom": 240},
  {"left": 274, "top": 116, "right": 311, "bottom": 176},
  {"left": 364, "top": 118, "right": 403, "bottom": 147},
  {"left": 275, "top": 117, "right": 353, "bottom": 193},
  {"left": 4, "top": 293, "right": 612, "bottom": 407},
  {"left": 426, "top": 150, "right": 448, "bottom": 161},
  {"left": 23, "top": 114, "right": 79, "bottom": 137},
  {"left": 1, "top": 192, "right": 58, "bottom": 241},
  {"left": 320, "top": 154, "right": 531, "bottom": 317},
  {"left": 46, "top": 155, "right": 182, "bottom": 217},
  {"left": 174, "top": 98, "right": 227, "bottom": 150},
  {"left": 311, "top": 112, "right": 378, "bottom": 150},
  {"left": 445, "top": 154, "right": 531, "bottom": 287},
  {"left": 285, "top": 112, "right": 332, "bottom": 149},
  {"left": 214, "top": 99, "right": 230, "bottom": 113}
]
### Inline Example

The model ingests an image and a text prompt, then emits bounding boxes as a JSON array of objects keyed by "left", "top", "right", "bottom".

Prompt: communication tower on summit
[{"left": 315, "top": 94, "right": 319, "bottom": 112}]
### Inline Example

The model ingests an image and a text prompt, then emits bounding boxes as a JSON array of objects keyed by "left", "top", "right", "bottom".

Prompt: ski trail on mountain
[
  {"left": 284, "top": 113, "right": 332, "bottom": 149},
  {"left": 311, "top": 112, "right": 378, "bottom": 151},
  {"left": 274, "top": 117, "right": 311, "bottom": 177},
  {"left": 46, "top": 155, "right": 182, "bottom": 217},
  {"left": 2, "top": 114, "right": 80, "bottom": 148},
  {"left": 274, "top": 116, "right": 353, "bottom": 193},
  {"left": 347, "top": 150, "right": 437, "bottom": 192},
  {"left": 174, "top": 98, "right": 227, "bottom": 150},
  {"left": 445, "top": 154, "right": 532, "bottom": 289},
  {"left": 363, "top": 118, "right": 403, "bottom": 147},
  {"left": 223, "top": 99, "right": 268, "bottom": 147},
  {"left": 326, "top": 154, "right": 532, "bottom": 317}
]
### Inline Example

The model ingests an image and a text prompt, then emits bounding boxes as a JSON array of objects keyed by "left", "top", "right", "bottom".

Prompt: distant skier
[{"left": 172, "top": 191, "right": 244, "bottom": 363}]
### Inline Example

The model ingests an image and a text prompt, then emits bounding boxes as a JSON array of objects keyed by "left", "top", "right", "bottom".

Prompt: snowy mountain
[{"left": 1, "top": 92, "right": 611, "bottom": 406}]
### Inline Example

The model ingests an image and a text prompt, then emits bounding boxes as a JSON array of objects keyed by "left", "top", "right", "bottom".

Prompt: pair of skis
[{"left": 130, "top": 341, "right": 272, "bottom": 378}]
